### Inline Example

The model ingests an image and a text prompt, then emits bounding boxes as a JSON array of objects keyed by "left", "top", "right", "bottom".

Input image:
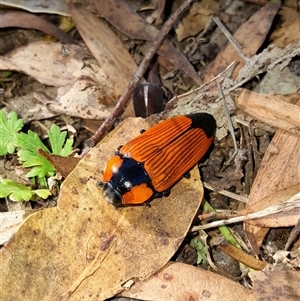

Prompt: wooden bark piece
[{"left": 244, "top": 101, "right": 300, "bottom": 253}]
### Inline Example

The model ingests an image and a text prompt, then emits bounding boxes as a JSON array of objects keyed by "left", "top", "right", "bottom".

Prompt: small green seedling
[
  {"left": 0, "top": 110, "right": 74, "bottom": 201},
  {"left": 190, "top": 237, "right": 208, "bottom": 265},
  {"left": 16, "top": 124, "right": 73, "bottom": 182}
]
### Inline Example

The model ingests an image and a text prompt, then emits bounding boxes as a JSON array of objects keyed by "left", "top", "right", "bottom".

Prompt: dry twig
[{"left": 82, "top": 0, "right": 194, "bottom": 154}]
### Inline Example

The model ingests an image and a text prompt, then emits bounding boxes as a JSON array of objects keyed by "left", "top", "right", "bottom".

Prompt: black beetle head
[{"left": 102, "top": 182, "right": 123, "bottom": 206}]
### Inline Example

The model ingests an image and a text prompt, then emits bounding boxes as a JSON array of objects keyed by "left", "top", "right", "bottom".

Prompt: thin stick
[
  {"left": 192, "top": 193, "right": 300, "bottom": 231},
  {"left": 213, "top": 16, "right": 248, "bottom": 63},
  {"left": 203, "top": 182, "right": 248, "bottom": 203},
  {"left": 218, "top": 82, "right": 238, "bottom": 166},
  {"left": 82, "top": 0, "right": 194, "bottom": 154},
  {"left": 216, "top": 238, "right": 267, "bottom": 270}
]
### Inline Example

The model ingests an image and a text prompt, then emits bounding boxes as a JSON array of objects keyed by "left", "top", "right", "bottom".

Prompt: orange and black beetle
[{"left": 100, "top": 113, "right": 216, "bottom": 206}]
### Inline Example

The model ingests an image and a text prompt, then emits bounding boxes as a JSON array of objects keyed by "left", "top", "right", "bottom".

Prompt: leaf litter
[{"left": 1, "top": 0, "right": 300, "bottom": 300}]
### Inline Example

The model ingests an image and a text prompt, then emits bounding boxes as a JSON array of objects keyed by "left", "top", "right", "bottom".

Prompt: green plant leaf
[
  {"left": 48, "top": 124, "right": 74, "bottom": 156},
  {"left": 60, "top": 137, "right": 74, "bottom": 157},
  {"left": 1, "top": 117, "right": 75, "bottom": 186},
  {"left": 34, "top": 189, "right": 52, "bottom": 199},
  {"left": 16, "top": 131, "right": 50, "bottom": 154},
  {"left": 24, "top": 162, "right": 55, "bottom": 178},
  {"left": 48, "top": 124, "right": 66, "bottom": 155},
  {"left": 15, "top": 126, "right": 73, "bottom": 180},
  {"left": 0, "top": 110, "right": 24, "bottom": 156},
  {"left": 16, "top": 130, "right": 51, "bottom": 180},
  {"left": 16, "top": 140, "right": 55, "bottom": 178},
  {"left": 36, "top": 176, "right": 48, "bottom": 187},
  {"left": 190, "top": 238, "right": 207, "bottom": 265},
  {"left": 0, "top": 179, "right": 51, "bottom": 202},
  {"left": 0, "top": 179, "right": 32, "bottom": 201}
]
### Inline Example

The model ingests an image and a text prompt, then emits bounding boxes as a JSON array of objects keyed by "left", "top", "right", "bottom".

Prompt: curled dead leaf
[{"left": 0, "top": 10, "right": 72, "bottom": 44}]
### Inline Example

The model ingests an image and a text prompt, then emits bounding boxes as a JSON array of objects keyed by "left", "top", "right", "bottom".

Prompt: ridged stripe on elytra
[
  {"left": 121, "top": 116, "right": 191, "bottom": 160},
  {"left": 146, "top": 129, "right": 208, "bottom": 172},
  {"left": 145, "top": 127, "right": 213, "bottom": 192},
  {"left": 149, "top": 135, "right": 210, "bottom": 191},
  {"left": 120, "top": 116, "right": 192, "bottom": 162}
]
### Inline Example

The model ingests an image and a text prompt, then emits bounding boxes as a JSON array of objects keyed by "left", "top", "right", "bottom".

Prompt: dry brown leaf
[
  {"left": 0, "top": 0, "right": 69, "bottom": 15},
  {"left": 0, "top": 10, "right": 72, "bottom": 43},
  {"left": 0, "top": 39, "right": 134, "bottom": 119},
  {"left": 0, "top": 42, "right": 85, "bottom": 87},
  {"left": 242, "top": 184, "right": 300, "bottom": 228},
  {"left": 249, "top": 270, "right": 300, "bottom": 301},
  {"left": 0, "top": 211, "right": 26, "bottom": 244},
  {"left": 0, "top": 117, "right": 204, "bottom": 301},
  {"left": 120, "top": 262, "right": 253, "bottom": 301},
  {"left": 271, "top": 6, "right": 300, "bottom": 47},
  {"left": 37, "top": 149, "right": 81, "bottom": 178},
  {"left": 253, "top": 65, "right": 300, "bottom": 95},
  {"left": 175, "top": 0, "right": 220, "bottom": 41},
  {"left": 244, "top": 102, "right": 300, "bottom": 253},
  {"left": 82, "top": 119, "right": 103, "bottom": 133},
  {"left": 93, "top": 0, "right": 202, "bottom": 85},
  {"left": 163, "top": 41, "right": 300, "bottom": 142},
  {"left": 68, "top": 4, "right": 138, "bottom": 99},
  {"left": 204, "top": 2, "right": 281, "bottom": 82},
  {"left": 235, "top": 89, "right": 300, "bottom": 135},
  {"left": 2, "top": 92, "right": 59, "bottom": 123},
  {"left": 67, "top": 4, "right": 141, "bottom": 118}
]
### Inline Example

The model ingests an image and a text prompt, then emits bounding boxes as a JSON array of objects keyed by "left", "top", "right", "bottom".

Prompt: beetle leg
[
  {"left": 154, "top": 188, "right": 170, "bottom": 198},
  {"left": 143, "top": 201, "right": 151, "bottom": 208},
  {"left": 162, "top": 189, "right": 170, "bottom": 197}
]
